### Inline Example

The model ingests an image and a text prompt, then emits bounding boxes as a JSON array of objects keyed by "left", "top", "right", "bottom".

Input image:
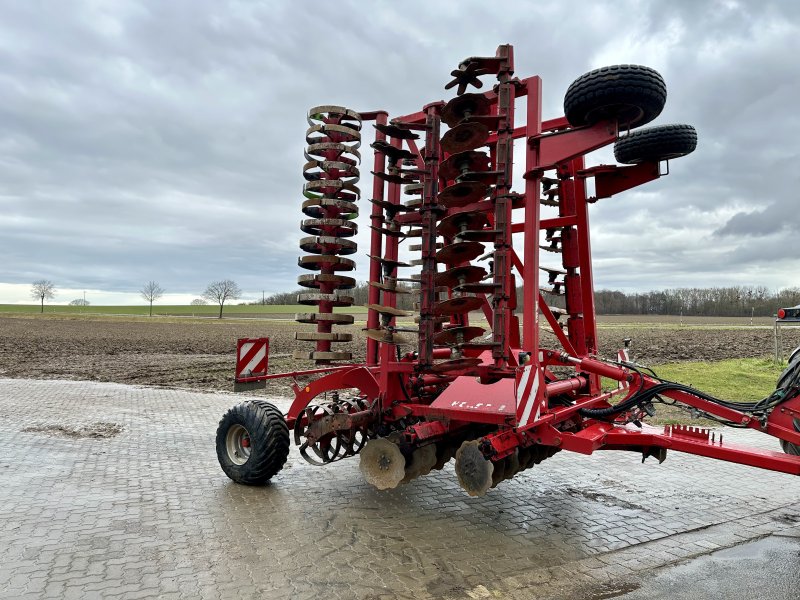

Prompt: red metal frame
[{"left": 237, "top": 45, "right": 800, "bottom": 484}]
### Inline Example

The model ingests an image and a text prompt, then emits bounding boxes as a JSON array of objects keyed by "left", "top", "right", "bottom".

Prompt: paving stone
[{"left": 0, "top": 378, "right": 797, "bottom": 600}]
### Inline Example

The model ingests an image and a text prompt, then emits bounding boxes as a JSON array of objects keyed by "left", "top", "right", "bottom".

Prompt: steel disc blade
[
  {"left": 365, "top": 329, "right": 411, "bottom": 345},
  {"left": 437, "top": 211, "right": 489, "bottom": 238},
  {"left": 455, "top": 440, "right": 494, "bottom": 497},
  {"left": 434, "top": 296, "right": 484, "bottom": 316},
  {"left": 365, "top": 304, "right": 410, "bottom": 318},
  {"left": 440, "top": 150, "right": 491, "bottom": 182},
  {"left": 540, "top": 266, "right": 567, "bottom": 277},
  {"left": 371, "top": 170, "right": 405, "bottom": 184},
  {"left": 441, "top": 121, "right": 490, "bottom": 154},
  {"left": 436, "top": 242, "right": 485, "bottom": 265},
  {"left": 463, "top": 114, "right": 501, "bottom": 130},
  {"left": 374, "top": 122, "right": 419, "bottom": 140},
  {"left": 456, "top": 228, "right": 499, "bottom": 242},
  {"left": 370, "top": 139, "right": 417, "bottom": 161},
  {"left": 453, "top": 282, "right": 498, "bottom": 294},
  {"left": 438, "top": 181, "right": 488, "bottom": 208},
  {"left": 359, "top": 439, "right": 407, "bottom": 490},
  {"left": 441, "top": 93, "right": 492, "bottom": 127},
  {"left": 433, "top": 265, "right": 487, "bottom": 288},
  {"left": 433, "top": 326, "right": 486, "bottom": 346},
  {"left": 368, "top": 281, "right": 411, "bottom": 294},
  {"left": 401, "top": 444, "right": 438, "bottom": 483},
  {"left": 367, "top": 255, "right": 412, "bottom": 268},
  {"left": 369, "top": 198, "right": 413, "bottom": 213}
]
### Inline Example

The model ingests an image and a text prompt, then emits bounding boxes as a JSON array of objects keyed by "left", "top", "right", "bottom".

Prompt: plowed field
[{"left": 1, "top": 315, "right": 797, "bottom": 396}]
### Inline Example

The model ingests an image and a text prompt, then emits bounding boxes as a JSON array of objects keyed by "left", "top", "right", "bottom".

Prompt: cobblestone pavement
[{"left": 0, "top": 378, "right": 798, "bottom": 600}]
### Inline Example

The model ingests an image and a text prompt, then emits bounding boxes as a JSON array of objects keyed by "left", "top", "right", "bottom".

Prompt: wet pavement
[
  {"left": 612, "top": 534, "right": 800, "bottom": 600},
  {"left": 0, "top": 378, "right": 798, "bottom": 599}
]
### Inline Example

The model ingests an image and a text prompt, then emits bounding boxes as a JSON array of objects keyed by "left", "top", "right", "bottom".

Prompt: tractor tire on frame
[
  {"left": 563, "top": 64, "right": 667, "bottom": 129},
  {"left": 777, "top": 352, "right": 800, "bottom": 456},
  {"left": 614, "top": 124, "right": 698, "bottom": 164},
  {"left": 788, "top": 345, "right": 800, "bottom": 366},
  {"left": 778, "top": 349, "right": 800, "bottom": 390},
  {"left": 216, "top": 400, "right": 290, "bottom": 485}
]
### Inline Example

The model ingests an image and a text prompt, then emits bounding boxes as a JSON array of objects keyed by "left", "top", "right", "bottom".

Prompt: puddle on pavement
[
  {"left": 714, "top": 535, "right": 800, "bottom": 559},
  {"left": 589, "top": 536, "right": 800, "bottom": 600}
]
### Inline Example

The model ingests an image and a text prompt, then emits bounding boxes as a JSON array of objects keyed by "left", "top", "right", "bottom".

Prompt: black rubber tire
[
  {"left": 787, "top": 345, "right": 800, "bottom": 367},
  {"left": 216, "top": 400, "right": 290, "bottom": 485},
  {"left": 564, "top": 64, "right": 667, "bottom": 128},
  {"left": 782, "top": 440, "right": 800, "bottom": 455},
  {"left": 614, "top": 124, "right": 698, "bottom": 164},
  {"left": 777, "top": 354, "right": 800, "bottom": 456},
  {"left": 778, "top": 351, "right": 800, "bottom": 390}
]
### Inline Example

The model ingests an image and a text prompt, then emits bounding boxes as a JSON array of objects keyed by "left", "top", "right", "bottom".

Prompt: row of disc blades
[
  {"left": 426, "top": 92, "right": 499, "bottom": 371},
  {"left": 311, "top": 92, "right": 571, "bottom": 366},
  {"left": 294, "top": 106, "right": 363, "bottom": 362},
  {"left": 365, "top": 87, "right": 512, "bottom": 371}
]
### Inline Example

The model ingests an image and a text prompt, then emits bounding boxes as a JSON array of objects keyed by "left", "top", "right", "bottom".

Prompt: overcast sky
[{"left": 1, "top": 0, "right": 798, "bottom": 304}]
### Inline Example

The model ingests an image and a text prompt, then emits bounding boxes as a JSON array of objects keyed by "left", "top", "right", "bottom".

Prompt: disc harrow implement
[{"left": 218, "top": 45, "right": 800, "bottom": 502}]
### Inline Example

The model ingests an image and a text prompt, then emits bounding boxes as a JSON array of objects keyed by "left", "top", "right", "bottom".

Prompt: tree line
[
  {"left": 29, "top": 278, "right": 242, "bottom": 318},
  {"left": 31, "top": 277, "right": 800, "bottom": 318},
  {"left": 254, "top": 283, "right": 800, "bottom": 317},
  {"left": 593, "top": 286, "right": 800, "bottom": 316},
  {"left": 251, "top": 282, "right": 419, "bottom": 310}
]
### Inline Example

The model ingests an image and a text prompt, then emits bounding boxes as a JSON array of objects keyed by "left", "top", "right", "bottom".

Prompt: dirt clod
[{"left": 22, "top": 422, "right": 123, "bottom": 439}]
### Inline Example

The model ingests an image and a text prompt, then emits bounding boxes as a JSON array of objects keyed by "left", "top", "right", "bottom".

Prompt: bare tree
[
  {"left": 68, "top": 298, "right": 90, "bottom": 306},
  {"left": 190, "top": 298, "right": 207, "bottom": 306},
  {"left": 140, "top": 281, "right": 165, "bottom": 317},
  {"left": 31, "top": 280, "right": 56, "bottom": 313},
  {"left": 202, "top": 279, "right": 241, "bottom": 318}
]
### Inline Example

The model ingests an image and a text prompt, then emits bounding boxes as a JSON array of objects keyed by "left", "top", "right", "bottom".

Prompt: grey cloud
[
  {"left": 716, "top": 205, "right": 797, "bottom": 237},
  {"left": 0, "top": 0, "right": 798, "bottom": 300}
]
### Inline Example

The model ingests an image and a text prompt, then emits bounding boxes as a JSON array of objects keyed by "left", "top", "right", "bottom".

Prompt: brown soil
[
  {"left": 0, "top": 316, "right": 797, "bottom": 396},
  {"left": 21, "top": 422, "right": 123, "bottom": 439}
]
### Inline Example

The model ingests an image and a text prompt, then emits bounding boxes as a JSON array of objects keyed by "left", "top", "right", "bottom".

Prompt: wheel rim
[{"left": 226, "top": 424, "right": 252, "bottom": 465}]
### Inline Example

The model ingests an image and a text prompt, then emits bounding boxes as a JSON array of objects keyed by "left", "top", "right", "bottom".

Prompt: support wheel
[
  {"left": 216, "top": 400, "right": 290, "bottom": 485},
  {"left": 564, "top": 64, "right": 666, "bottom": 128},
  {"left": 614, "top": 124, "right": 698, "bottom": 164}
]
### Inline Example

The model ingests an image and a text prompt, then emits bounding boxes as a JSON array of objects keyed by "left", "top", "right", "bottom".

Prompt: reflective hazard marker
[
  {"left": 515, "top": 365, "right": 543, "bottom": 427},
  {"left": 234, "top": 338, "right": 269, "bottom": 391}
]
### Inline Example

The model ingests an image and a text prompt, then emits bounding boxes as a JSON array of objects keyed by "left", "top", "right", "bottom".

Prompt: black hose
[
  {"left": 580, "top": 379, "right": 791, "bottom": 420},
  {"left": 578, "top": 363, "right": 647, "bottom": 418},
  {"left": 580, "top": 382, "right": 670, "bottom": 418},
  {"left": 580, "top": 357, "right": 800, "bottom": 421},
  {"left": 398, "top": 374, "right": 413, "bottom": 403}
]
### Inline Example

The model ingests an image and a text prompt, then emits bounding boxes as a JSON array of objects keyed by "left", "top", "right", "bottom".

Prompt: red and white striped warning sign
[
  {"left": 515, "top": 364, "right": 543, "bottom": 427},
  {"left": 235, "top": 338, "right": 269, "bottom": 381}
]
